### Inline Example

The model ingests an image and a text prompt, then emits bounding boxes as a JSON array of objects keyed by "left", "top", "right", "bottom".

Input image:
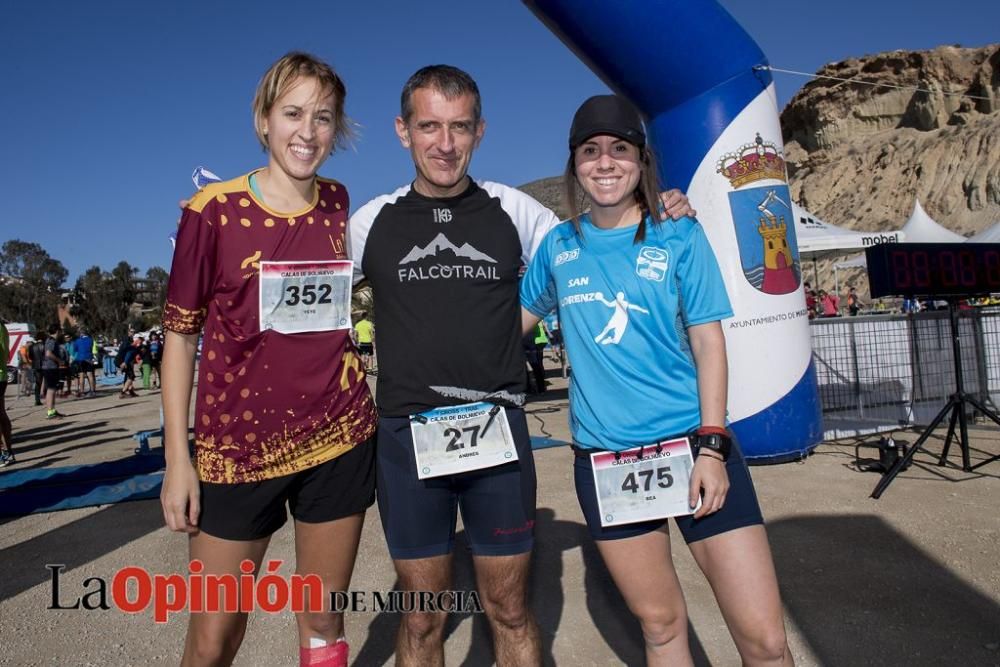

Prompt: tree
[
  {"left": 0, "top": 240, "right": 68, "bottom": 328},
  {"left": 71, "top": 262, "right": 139, "bottom": 339},
  {"left": 145, "top": 266, "right": 169, "bottom": 308}
]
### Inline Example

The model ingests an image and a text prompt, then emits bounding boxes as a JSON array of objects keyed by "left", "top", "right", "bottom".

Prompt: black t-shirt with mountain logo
[{"left": 349, "top": 179, "right": 558, "bottom": 416}]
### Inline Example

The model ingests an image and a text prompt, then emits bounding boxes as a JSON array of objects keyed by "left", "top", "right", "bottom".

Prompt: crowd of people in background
[
  {"left": 0, "top": 323, "right": 166, "bottom": 468},
  {"left": 802, "top": 281, "right": 1000, "bottom": 318}
]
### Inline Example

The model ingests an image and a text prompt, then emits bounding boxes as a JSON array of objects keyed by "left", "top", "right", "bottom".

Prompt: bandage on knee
[{"left": 299, "top": 638, "right": 348, "bottom": 667}]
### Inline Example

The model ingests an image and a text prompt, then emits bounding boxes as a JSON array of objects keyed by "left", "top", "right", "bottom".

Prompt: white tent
[
  {"left": 968, "top": 222, "right": 1000, "bottom": 243},
  {"left": 900, "top": 199, "right": 966, "bottom": 243},
  {"left": 833, "top": 253, "right": 867, "bottom": 269},
  {"left": 794, "top": 202, "right": 904, "bottom": 260}
]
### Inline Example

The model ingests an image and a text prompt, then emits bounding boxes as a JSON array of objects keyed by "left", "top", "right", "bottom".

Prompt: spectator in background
[
  {"left": 804, "top": 281, "right": 818, "bottom": 319},
  {"left": 0, "top": 320, "right": 14, "bottom": 467},
  {"left": 18, "top": 339, "right": 33, "bottom": 398},
  {"left": 846, "top": 287, "right": 864, "bottom": 317},
  {"left": 819, "top": 289, "right": 840, "bottom": 317},
  {"left": 73, "top": 328, "right": 97, "bottom": 397},
  {"left": 30, "top": 332, "right": 47, "bottom": 406},
  {"left": 138, "top": 336, "right": 152, "bottom": 389},
  {"left": 103, "top": 339, "right": 118, "bottom": 376},
  {"left": 523, "top": 328, "right": 546, "bottom": 395},
  {"left": 532, "top": 321, "right": 549, "bottom": 392}
]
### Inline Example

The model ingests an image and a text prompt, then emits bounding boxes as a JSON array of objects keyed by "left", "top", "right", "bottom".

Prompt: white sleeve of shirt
[
  {"left": 478, "top": 181, "right": 561, "bottom": 265},
  {"left": 347, "top": 184, "right": 411, "bottom": 285}
]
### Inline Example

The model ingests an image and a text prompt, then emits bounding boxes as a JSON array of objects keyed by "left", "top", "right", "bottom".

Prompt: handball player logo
[{"left": 716, "top": 134, "right": 800, "bottom": 295}]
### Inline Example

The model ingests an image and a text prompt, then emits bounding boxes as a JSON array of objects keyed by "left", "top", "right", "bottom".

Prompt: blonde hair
[{"left": 251, "top": 52, "right": 352, "bottom": 152}]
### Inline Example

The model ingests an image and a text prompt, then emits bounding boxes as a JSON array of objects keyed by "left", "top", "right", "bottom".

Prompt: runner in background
[
  {"left": 161, "top": 52, "right": 375, "bottom": 667},
  {"left": 147, "top": 331, "right": 163, "bottom": 389},
  {"left": 520, "top": 95, "right": 793, "bottom": 666},
  {"left": 353, "top": 312, "right": 375, "bottom": 371},
  {"left": 73, "top": 328, "right": 97, "bottom": 397},
  {"left": 117, "top": 337, "right": 139, "bottom": 399},
  {"left": 41, "top": 325, "right": 66, "bottom": 419}
]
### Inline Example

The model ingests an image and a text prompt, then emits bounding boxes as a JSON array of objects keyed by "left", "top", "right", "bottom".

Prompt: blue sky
[{"left": 2, "top": 0, "right": 997, "bottom": 283}]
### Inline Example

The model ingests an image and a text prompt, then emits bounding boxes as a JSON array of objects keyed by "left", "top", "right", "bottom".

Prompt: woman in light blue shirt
[{"left": 521, "top": 95, "right": 793, "bottom": 666}]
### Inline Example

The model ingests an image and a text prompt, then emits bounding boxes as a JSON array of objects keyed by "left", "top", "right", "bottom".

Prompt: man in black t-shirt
[
  {"left": 351, "top": 66, "right": 549, "bottom": 665},
  {"left": 351, "top": 65, "right": 693, "bottom": 666}
]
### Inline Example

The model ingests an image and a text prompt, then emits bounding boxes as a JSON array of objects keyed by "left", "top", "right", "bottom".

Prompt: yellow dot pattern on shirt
[
  {"left": 224, "top": 372, "right": 234, "bottom": 383},
  {"left": 220, "top": 414, "right": 231, "bottom": 424},
  {"left": 307, "top": 216, "right": 314, "bottom": 225},
  {"left": 321, "top": 200, "right": 327, "bottom": 207},
  {"left": 264, "top": 218, "right": 275, "bottom": 228},
  {"left": 201, "top": 415, "right": 210, "bottom": 426},
  {"left": 335, "top": 202, "right": 342, "bottom": 210},
  {"left": 207, "top": 351, "right": 216, "bottom": 360},
  {"left": 240, "top": 218, "right": 252, "bottom": 228},
  {"left": 324, "top": 219, "right": 331, "bottom": 227},
  {"left": 205, "top": 395, "right": 215, "bottom": 405},
  {"left": 206, "top": 372, "right": 214, "bottom": 382},
  {"left": 218, "top": 333, "right": 226, "bottom": 343},
  {"left": 239, "top": 198, "right": 251, "bottom": 207},
  {"left": 219, "top": 391, "right": 227, "bottom": 402},
  {"left": 222, "top": 435, "right": 233, "bottom": 446},
  {"left": 288, "top": 218, "right": 297, "bottom": 226},
  {"left": 242, "top": 411, "right": 253, "bottom": 421},
  {"left": 329, "top": 184, "right": 338, "bottom": 192},
  {"left": 246, "top": 433, "right": 256, "bottom": 443},
  {"left": 240, "top": 388, "right": 250, "bottom": 398},
  {"left": 220, "top": 215, "right": 228, "bottom": 226},
  {"left": 216, "top": 194, "right": 227, "bottom": 203}
]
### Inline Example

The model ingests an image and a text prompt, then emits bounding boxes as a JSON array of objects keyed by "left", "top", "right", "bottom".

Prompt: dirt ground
[{"left": 1, "top": 370, "right": 998, "bottom": 666}]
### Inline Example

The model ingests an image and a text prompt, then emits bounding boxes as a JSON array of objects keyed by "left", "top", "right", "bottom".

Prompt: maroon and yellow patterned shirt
[{"left": 163, "top": 171, "right": 376, "bottom": 483}]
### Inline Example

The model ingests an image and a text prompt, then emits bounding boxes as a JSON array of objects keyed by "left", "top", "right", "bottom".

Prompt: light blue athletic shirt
[{"left": 520, "top": 214, "right": 733, "bottom": 451}]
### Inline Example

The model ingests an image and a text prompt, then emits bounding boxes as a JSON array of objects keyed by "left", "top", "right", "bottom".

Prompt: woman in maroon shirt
[{"left": 161, "top": 53, "right": 376, "bottom": 667}]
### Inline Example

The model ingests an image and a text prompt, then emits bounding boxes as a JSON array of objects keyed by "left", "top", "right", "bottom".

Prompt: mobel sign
[{"left": 862, "top": 233, "right": 902, "bottom": 247}]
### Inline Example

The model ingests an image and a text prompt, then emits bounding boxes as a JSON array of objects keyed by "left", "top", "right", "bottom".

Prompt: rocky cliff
[
  {"left": 782, "top": 44, "right": 1000, "bottom": 236},
  {"left": 521, "top": 44, "right": 1000, "bottom": 239}
]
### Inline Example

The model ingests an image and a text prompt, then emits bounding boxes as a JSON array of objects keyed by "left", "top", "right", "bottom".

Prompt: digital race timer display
[{"left": 866, "top": 243, "right": 1000, "bottom": 297}]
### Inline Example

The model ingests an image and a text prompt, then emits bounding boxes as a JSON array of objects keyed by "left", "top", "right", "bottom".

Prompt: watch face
[{"left": 696, "top": 433, "right": 732, "bottom": 460}]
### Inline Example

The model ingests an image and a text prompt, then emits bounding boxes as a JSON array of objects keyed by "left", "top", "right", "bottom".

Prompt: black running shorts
[{"left": 197, "top": 438, "right": 376, "bottom": 541}]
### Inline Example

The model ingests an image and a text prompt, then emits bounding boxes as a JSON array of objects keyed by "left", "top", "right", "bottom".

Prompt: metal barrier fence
[{"left": 811, "top": 308, "right": 1000, "bottom": 440}]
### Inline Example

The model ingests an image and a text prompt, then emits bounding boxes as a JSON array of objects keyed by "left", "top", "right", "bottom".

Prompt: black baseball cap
[{"left": 569, "top": 95, "right": 646, "bottom": 150}]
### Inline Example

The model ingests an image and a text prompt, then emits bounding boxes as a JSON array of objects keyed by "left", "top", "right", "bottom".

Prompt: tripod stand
[{"left": 871, "top": 301, "right": 1000, "bottom": 498}]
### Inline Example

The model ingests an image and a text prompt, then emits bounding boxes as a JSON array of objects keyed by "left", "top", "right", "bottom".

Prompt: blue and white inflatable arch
[{"left": 525, "top": 0, "right": 822, "bottom": 462}]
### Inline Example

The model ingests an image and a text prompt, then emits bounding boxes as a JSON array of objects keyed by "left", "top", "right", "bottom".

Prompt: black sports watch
[{"left": 691, "top": 430, "right": 732, "bottom": 462}]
